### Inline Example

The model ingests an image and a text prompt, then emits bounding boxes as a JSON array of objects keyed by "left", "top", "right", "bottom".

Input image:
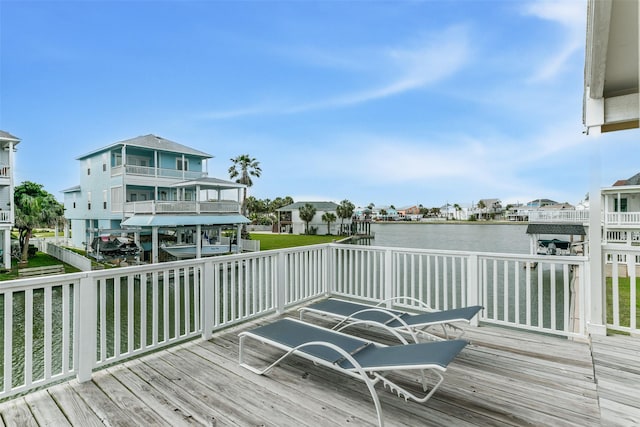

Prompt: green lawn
[
  {"left": 0, "top": 252, "right": 80, "bottom": 281},
  {"left": 606, "top": 277, "right": 640, "bottom": 328},
  {"left": 250, "top": 233, "right": 347, "bottom": 251}
]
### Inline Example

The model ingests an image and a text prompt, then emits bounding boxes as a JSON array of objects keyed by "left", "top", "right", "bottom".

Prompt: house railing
[
  {"left": 0, "top": 211, "right": 10, "bottom": 223},
  {"left": 0, "top": 243, "right": 602, "bottom": 401},
  {"left": 526, "top": 210, "right": 590, "bottom": 223},
  {"left": 123, "top": 200, "right": 240, "bottom": 215},
  {"left": 605, "top": 212, "right": 640, "bottom": 226},
  {"left": 111, "top": 165, "right": 207, "bottom": 180}
]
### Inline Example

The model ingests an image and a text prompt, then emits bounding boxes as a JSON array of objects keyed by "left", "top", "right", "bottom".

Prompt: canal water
[{"left": 368, "top": 222, "right": 531, "bottom": 253}]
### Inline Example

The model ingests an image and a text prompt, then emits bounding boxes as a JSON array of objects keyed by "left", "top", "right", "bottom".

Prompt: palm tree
[
  {"left": 299, "top": 203, "right": 317, "bottom": 234},
  {"left": 453, "top": 203, "right": 462, "bottom": 220},
  {"left": 14, "top": 181, "right": 65, "bottom": 263},
  {"left": 321, "top": 212, "right": 337, "bottom": 235},
  {"left": 228, "top": 154, "right": 262, "bottom": 216},
  {"left": 336, "top": 199, "right": 355, "bottom": 234}
]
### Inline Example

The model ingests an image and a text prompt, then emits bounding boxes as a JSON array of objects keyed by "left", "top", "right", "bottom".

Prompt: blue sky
[{"left": 1, "top": 0, "right": 638, "bottom": 209}]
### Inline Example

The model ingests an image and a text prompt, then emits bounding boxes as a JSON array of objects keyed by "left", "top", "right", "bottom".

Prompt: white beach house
[{"left": 0, "top": 130, "right": 19, "bottom": 270}]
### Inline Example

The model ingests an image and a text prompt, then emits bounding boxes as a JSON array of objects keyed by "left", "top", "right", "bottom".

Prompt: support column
[
  {"left": 152, "top": 226, "right": 159, "bottom": 263},
  {"left": 3, "top": 230, "right": 10, "bottom": 269},
  {"left": 196, "top": 224, "right": 202, "bottom": 258},
  {"left": 588, "top": 135, "right": 606, "bottom": 336}
]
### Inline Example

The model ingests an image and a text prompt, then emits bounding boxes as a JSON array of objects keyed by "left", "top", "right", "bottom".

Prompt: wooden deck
[{"left": 0, "top": 312, "right": 639, "bottom": 426}]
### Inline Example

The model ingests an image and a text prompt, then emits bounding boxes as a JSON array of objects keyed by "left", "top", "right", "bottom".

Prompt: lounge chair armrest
[
  {"left": 335, "top": 320, "right": 412, "bottom": 344},
  {"left": 377, "top": 296, "right": 435, "bottom": 312}
]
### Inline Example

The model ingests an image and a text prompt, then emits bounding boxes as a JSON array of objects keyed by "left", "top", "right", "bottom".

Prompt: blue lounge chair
[
  {"left": 239, "top": 317, "right": 467, "bottom": 427},
  {"left": 299, "top": 297, "right": 483, "bottom": 342}
]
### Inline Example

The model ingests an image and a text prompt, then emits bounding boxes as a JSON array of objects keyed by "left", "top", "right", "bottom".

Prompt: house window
[
  {"left": 102, "top": 153, "right": 108, "bottom": 172},
  {"left": 87, "top": 191, "right": 91, "bottom": 210},
  {"left": 176, "top": 158, "right": 189, "bottom": 171},
  {"left": 614, "top": 198, "right": 628, "bottom": 212},
  {"left": 87, "top": 158, "right": 91, "bottom": 175},
  {"left": 103, "top": 190, "right": 107, "bottom": 209}
]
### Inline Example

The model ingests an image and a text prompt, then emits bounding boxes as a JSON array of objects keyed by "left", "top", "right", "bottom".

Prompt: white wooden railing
[
  {"left": 526, "top": 210, "right": 590, "bottom": 223},
  {"left": 602, "top": 246, "right": 640, "bottom": 334},
  {"left": 0, "top": 243, "right": 607, "bottom": 401},
  {"left": 606, "top": 212, "right": 640, "bottom": 226},
  {"left": 111, "top": 165, "right": 207, "bottom": 180},
  {"left": 123, "top": 200, "right": 240, "bottom": 215}
]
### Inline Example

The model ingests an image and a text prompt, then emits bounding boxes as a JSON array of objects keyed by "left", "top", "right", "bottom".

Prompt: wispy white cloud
[
  {"left": 522, "top": 0, "right": 587, "bottom": 82},
  {"left": 200, "top": 26, "right": 470, "bottom": 119}
]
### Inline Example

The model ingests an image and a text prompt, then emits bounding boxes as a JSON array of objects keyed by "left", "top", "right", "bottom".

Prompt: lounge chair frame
[
  {"left": 239, "top": 318, "right": 467, "bottom": 427},
  {"left": 300, "top": 296, "right": 483, "bottom": 341}
]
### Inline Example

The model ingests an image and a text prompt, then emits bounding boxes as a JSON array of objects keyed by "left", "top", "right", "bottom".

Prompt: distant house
[
  {"left": 276, "top": 201, "right": 341, "bottom": 235},
  {"left": 0, "top": 131, "right": 19, "bottom": 269},
  {"left": 63, "top": 134, "right": 249, "bottom": 263},
  {"left": 474, "top": 198, "right": 502, "bottom": 220},
  {"left": 372, "top": 206, "right": 399, "bottom": 221},
  {"left": 397, "top": 205, "right": 421, "bottom": 221},
  {"left": 540, "top": 202, "right": 575, "bottom": 211},
  {"left": 526, "top": 199, "right": 558, "bottom": 208}
]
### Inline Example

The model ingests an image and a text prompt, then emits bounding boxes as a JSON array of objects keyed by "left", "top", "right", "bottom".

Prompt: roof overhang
[
  {"left": 121, "top": 214, "right": 250, "bottom": 227},
  {"left": 526, "top": 223, "right": 586, "bottom": 236},
  {"left": 169, "top": 177, "right": 245, "bottom": 190},
  {"left": 583, "top": 0, "right": 639, "bottom": 134}
]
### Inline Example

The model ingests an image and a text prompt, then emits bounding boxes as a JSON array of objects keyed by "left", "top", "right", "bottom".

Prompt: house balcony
[
  {"left": 526, "top": 209, "right": 590, "bottom": 223},
  {"left": 123, "top": 200, "right": 241, "bottom": 215},
  {"left": 0, "top": 165, "right": 10, "bottom": 185},
  {"left": 0, "top": 244, "right": 637, "bottom": 424},
  {"left": 605, "top": 211, "right": 640, "bottom": 227},
  {"left": 111, "top": 165, "right": 207, "bottom": 181}
]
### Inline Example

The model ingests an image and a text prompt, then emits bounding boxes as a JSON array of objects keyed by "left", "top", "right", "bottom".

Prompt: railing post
[
  {"left": 324, "top": 244, "right": 334, "bottom": 297},
  {"left": 276, "top": 251, "right": 286, "bottom": 313},
  {"left": 77, "top": 275, "right": 96, "bottom": 383},
  {"left": 383, "top": 249, "right": 393, "bottom": 302},
  {"left": 201, "top": 261, "right": 215, "bottom": 340},
  {"left": 467, "top": 254, "right": 480, "bottom": 326},
  {"left": 587, "top": 185, "right": 607, "bottom": 336}
]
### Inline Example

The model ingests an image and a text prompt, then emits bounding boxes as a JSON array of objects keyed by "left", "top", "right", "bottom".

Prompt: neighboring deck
[{"left": 1, "top": 313, "right": 639, "bottom": 426}]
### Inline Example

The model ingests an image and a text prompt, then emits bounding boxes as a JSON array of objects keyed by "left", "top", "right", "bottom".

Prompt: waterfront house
[
  {"left": 276, "top": 201, "right": 341, "bottom": 234},
  {"left": 62, "top": 134, "right": 249, "bottom": 263},
  {"left": 601, "top": 172, "right": 640, "bottom": 247},
  {"left": 471, "top": 198, "right": 502, "bottom": 220},
  {"left": 0, "top": 131, "right": 19, "bottom": 270},
  {"left": 371, "top": 205, "right": 399, "bottom": 221},
  {"left": 397, "top": 205, "right": 421, "bottom": 220}
]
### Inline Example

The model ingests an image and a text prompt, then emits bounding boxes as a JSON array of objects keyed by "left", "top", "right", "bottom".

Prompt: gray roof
[
  {"left": 77, "top": 134, "right": 212, "bottom": 160},
  {"left": 621, "top": 172, "right": 640, "bottom": 186},
  {"left": 278, "top": 201, "right": 339, "bottom": 211},
  {"left": 0, "top": 130, "right": 21, "bottom": 143},
  {"left": 169, "top": 177, "right": 245, "bottom": 190},
  {"left": 526, "top": 223, "right": 586, "bottom": 236}
]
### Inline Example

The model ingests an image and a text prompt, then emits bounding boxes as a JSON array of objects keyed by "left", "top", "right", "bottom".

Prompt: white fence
[
  {"left": 0, "top": 243, "right": 614, "bottom": 401},
  {"left": 45, "top": 243, "right": 92, "bottom": 271}
]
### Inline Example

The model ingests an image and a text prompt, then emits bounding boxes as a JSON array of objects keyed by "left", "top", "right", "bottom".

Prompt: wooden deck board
[
  {"left": 591, "top": 334, "right": 640, "bottom": 427},
  {"left": 0, "top": 314, "right": 638, "bottom": 426}
]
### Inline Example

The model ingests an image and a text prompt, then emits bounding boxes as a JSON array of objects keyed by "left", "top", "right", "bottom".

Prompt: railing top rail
[{"left": 329, "top": 242, "right": 589, "bottom": 262}]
